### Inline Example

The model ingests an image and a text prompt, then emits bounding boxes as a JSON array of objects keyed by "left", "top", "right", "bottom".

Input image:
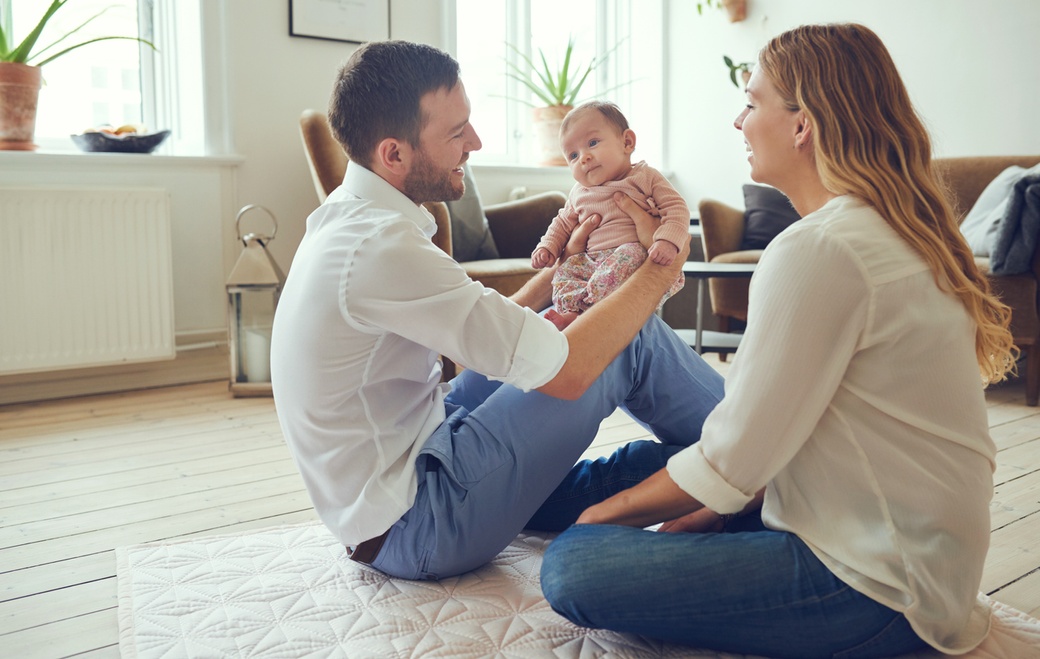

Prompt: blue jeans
[
  {"left": 370, "top": 314, "right": 726, "bottom": 580},
  {"left": 541, "top": 523, "right": 929, "bottom": 659}
]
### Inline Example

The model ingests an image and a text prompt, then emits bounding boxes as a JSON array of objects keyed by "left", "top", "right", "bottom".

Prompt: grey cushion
[
  {"left": 960, "top": 165, "right": 1026, "bottom": 257},
  {"left": 446, "top": 164, "right": 500, "bottom": 262},
  {"left": 740, "top": 184, "right": 800, "bottom": 250}
]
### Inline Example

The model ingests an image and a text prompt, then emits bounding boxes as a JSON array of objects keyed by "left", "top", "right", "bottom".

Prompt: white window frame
[
  {"left": 448, "top": 0, "right": 665, "bottom": 169},
  {"left": 3, "top": 0, "right": 226, "bottom": 156},
  {"left": 142, "top": 0, "right": 227, "bottom": 156}
]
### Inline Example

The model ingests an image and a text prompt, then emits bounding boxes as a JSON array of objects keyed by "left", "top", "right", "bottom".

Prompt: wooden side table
[{"left": 674, "top": 261, "right": 757, "bottom": 354}]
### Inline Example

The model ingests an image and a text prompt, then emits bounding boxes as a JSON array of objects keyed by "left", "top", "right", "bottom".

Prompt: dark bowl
[{"left": 70, "top": 129, "right": 171, "bottom": 154}]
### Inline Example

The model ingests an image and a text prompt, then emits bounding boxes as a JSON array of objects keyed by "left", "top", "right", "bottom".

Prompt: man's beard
[{"left": 403, "top": 150, "right": 465, "bottom": 203}]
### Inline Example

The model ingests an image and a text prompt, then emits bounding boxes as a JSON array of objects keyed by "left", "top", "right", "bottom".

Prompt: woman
[{"left": 540, "top": 23, "right": 1016, "bottom": 659}]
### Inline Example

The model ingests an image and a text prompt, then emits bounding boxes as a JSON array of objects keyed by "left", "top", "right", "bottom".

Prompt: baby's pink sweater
[{"left": 537, "top": 161, "right": 690, "bottom": 256}]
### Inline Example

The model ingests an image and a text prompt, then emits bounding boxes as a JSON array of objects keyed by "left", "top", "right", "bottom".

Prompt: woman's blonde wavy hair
[{"left": 759, "top": 23, "right": 1017, "bottom": 384}]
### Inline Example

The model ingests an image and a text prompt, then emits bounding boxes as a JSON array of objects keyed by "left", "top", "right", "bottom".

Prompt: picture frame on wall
[{"left": 289, "top": 0, "right": 390, "bottom": 44}]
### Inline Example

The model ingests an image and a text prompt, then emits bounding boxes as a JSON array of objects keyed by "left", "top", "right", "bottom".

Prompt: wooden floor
[{"left": 1, "top": 355, "right": 1038, "bottom": 658}]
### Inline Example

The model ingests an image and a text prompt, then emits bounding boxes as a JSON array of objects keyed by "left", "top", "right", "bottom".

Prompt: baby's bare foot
[{"left": 545, "top": 309, "right": 579, "bottom": 331}]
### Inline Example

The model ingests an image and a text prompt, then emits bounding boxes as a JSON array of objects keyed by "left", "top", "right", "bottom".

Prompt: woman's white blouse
[{"left": 668, "top": 195, "right": 994, "bottom": 653}]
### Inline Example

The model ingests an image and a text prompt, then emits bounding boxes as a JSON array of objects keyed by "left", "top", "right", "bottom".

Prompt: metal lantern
[{"left": 227, "top": 205, "right": 285, "bottom": 397}]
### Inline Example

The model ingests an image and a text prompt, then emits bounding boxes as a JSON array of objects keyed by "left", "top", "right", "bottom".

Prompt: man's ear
[
  {"left": 374, "top": 137, "right": 410, "bottom": 175},
  {"left": 623, "top": 128, "right": 637, "bottom": 154}
]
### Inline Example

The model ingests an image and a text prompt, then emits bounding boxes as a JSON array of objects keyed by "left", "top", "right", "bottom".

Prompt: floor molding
[{"left": 0, "top": 333, "right": 231, "bottom": 406}]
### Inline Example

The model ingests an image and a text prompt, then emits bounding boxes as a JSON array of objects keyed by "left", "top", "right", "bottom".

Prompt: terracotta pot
[
  {"left": 722, "top": 0, "right": 747, "bottom": 22},
  {"left": 532, "top": 104, "right": 572, "bottom": 167},
  {"left": 0, "top": 63, "right": 43, "bottom": 151}
]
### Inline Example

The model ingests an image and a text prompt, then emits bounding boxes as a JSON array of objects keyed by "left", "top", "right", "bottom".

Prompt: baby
[{"left": 531, "top": 101, "right": 689, "bottom": 330}]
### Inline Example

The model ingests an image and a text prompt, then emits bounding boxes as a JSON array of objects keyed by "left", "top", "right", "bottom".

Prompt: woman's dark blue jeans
[{"left": 541, "top": 522, "right": 929, "bottom": 658}]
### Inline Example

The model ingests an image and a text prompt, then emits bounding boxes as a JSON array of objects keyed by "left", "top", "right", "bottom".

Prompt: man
[{"left": 270, "top": 40, "right": 724, "bottom": 580}]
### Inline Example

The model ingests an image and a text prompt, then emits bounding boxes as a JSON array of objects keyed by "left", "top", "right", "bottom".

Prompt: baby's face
[{"left": 560, "top": 110, "right": 634, "bottom": 187}]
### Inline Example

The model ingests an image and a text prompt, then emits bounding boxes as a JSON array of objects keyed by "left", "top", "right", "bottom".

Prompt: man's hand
[
  {"left": 614, "top": 192, "right": 661, "bottom": 249},
  {"left": 531, "top": 247, "right": 556, "bottom": 269},
  {"left": 648, "top": 240, "right": 679, "bottom": 266},
  {"left": 562, "top": 214, "right": 602, "bottom": 260}
]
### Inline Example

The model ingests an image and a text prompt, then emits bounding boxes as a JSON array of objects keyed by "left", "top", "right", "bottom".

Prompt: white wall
[
  {"left": 221, "top": 0, "right": 450, "bottom": 274},
  {"left": 664, "top": 0, "right": 1040, "bottom": 208}
]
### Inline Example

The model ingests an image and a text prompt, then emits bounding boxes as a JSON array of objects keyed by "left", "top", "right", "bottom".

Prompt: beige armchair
[
  {"left": 299, "top": 109, "right": 566, "bottom": 297},
  {"left": 696, "top": 199, "right": 759, "bottom": 334},
  {"left": 698, "top": 155, "right": 1040, "bottom": 404}
]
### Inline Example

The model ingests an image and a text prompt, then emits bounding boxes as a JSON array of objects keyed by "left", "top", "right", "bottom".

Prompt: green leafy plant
[
  {"left": 504, "top": 35, "right": 622, "bottom": 108},
  {"left": 0, "top": 0, "right": 155, "bottom": 66},
  {"left": 696, "top": 0, "right": 722, "bottom": 15},
  {"left": 724, "top": 55, "right": 753, "bottom": 88}
]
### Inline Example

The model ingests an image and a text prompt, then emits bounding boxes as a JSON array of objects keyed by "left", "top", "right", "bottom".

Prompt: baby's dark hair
[{"left": 562, "top": 101, "right": 630, "bottom": 135}]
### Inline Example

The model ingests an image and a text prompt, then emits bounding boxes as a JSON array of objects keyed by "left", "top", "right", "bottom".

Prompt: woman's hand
[
  {"left": 658, "top": 508, "right": 726, "bottom": 533},
  {"left": 576, "top": 468, "right": 702, "bottom": 528},
  {"left": 657, "top": 487, "right": 766, "bottom": 534}
]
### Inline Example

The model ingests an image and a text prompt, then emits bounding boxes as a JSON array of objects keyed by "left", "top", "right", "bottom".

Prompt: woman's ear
[{"left": 794, "top": 112, "right": 812, "bottom": 150}]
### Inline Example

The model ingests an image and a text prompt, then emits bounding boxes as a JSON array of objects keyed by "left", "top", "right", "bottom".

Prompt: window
[
  {"left": 452, "top": 0, "right": 665, "bottom": 168},
  {"left": 3, "top": 0, "right": 208, "bottom": 154}
]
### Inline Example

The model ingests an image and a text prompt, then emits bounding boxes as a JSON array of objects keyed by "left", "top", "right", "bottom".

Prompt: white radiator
[{"left": 0, "top": 187, "right": 175, "bottom": 375}]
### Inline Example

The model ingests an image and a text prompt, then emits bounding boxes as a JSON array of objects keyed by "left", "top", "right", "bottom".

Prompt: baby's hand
[
  {"left": 648, "top": 240, "right": 678, "bottom": 266},
  {"left": 531, "top": 247, "right": 555, "bottom": 269}
]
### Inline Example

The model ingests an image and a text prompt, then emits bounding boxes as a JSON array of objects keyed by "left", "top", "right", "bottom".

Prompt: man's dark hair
[{"left": 328, "top": 41, "right": 460, "bottom": 169}]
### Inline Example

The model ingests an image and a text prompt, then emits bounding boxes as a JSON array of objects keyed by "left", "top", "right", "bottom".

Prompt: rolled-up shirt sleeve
[
  {"left": 668, "top": 442, "right": 754, "bottom": 513},
  {"left": 493, "top": 306, "right": 568, "bottom": 390}
]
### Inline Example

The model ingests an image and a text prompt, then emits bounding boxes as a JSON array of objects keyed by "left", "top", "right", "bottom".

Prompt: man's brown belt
[{"left": 346, "top": 528, "right": 390, "bottom": 565}]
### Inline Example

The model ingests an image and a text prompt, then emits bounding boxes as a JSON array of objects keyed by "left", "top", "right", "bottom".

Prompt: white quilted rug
[{"left": 116, "top": 522, "right": 1040, "bottom": 658}]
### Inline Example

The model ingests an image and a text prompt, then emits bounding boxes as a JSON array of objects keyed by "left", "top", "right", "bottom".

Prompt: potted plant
[
  {"left": 505, "top": 36, "right": 620, "bottom": 166},
  {"left": 697, "top": 0, "right": 748, "bottom": 22},
  {"left": 0, "top": 0, "right": 155, "bottom": 151},
  {"left": 723, "top": 55, "right": 754, "bottom": 88}
]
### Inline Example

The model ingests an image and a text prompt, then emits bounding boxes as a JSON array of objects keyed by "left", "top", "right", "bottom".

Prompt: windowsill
[
  {"left": 0, "top": 150, "right": 245, "bottom": 168},
  {"left": 471, "top": 162, "right": 674, "bottom": 179},
  {"left": 471, "top": 163, "right": 569, "bottom": 176}
]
